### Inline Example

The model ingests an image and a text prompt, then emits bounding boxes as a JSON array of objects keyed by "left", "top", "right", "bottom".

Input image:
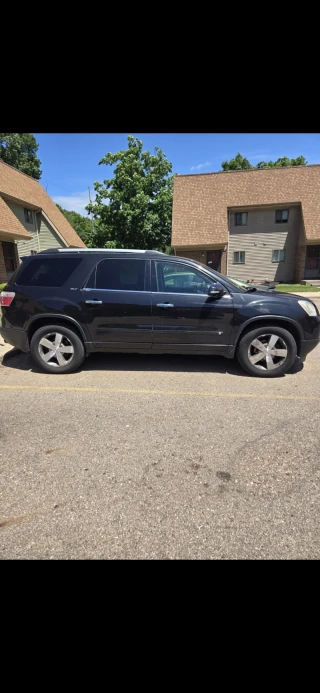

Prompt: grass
[
  {"left": 0, "top": 283, "right": 7, "bottom": 291},
  {"left": 275, "top": 284, "right": 320, "bottom": 293}
]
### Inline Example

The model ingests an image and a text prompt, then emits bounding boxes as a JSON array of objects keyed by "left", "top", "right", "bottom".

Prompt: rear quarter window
[{"left": 16, "top": 258, "right": 82, "bottom": 287}]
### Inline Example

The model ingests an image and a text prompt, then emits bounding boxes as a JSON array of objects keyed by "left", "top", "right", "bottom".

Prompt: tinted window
[
  {"left": 95, "top": 259, "right": 146, "bottom": 291},
  {"left": 155, "top": 261, "right": 212, "bottom": 294},
  {"left": 16, "top": 258, "right": 82, "bottom": 287}
]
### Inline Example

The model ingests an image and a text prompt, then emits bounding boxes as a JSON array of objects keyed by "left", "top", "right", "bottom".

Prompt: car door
[
  {"left": 151, "top": 259, "right": 234, "bottom": 350},
  {"left": 81, "top": 257, "right": 153, "bottom": 348}
]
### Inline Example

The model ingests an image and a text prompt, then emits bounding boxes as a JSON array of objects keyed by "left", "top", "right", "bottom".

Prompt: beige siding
[
  {"left": 228, "top": 206, "right": 300, "bottom": 282},
  {"left": 16, "top": 212, "right": 66, "bottom": 258},
  {"left": 38, "top": 214, "right": 65, "bottom": 251}
]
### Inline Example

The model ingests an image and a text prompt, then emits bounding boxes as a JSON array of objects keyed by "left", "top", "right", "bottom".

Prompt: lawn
[{"left": 275, "top": 284, "right": 320, "bottom": 292}]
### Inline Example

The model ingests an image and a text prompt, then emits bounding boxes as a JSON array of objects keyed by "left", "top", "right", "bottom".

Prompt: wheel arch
[
  {"left": 27, "top": 314, "right": 88, "bottom": 344},
  {"left": 234, "top": 316, "right": 303, "bottom": 356}
]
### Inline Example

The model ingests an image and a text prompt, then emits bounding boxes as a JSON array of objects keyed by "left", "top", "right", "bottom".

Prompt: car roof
[{"left": 36, "top": 248, "right": 167, "bottom": 257}]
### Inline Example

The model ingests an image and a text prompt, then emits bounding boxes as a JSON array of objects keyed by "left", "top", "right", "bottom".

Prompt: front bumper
[
  {"left": 0, "top": 327, "right": 29, "bottom": 352},
  {"left": 299, "top": 338, "right": 320, "bottom": 361}
]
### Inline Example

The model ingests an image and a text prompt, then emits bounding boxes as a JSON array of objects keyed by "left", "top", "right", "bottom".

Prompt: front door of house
[
  {"left": 206, "top": 250, "right": 221, "bottom": 272},
  {"left": 2, "top": 241, "right": 17, "bottom": 281},
  {"left": 305, "top": 246, "right": 320, "bottom": 279}
]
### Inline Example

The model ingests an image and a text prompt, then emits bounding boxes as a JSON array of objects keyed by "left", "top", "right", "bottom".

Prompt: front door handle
[
  {"left": 85, "top": 299, "right": 103, "bottom": 304},
  {"left": 157, "top": 303, "right": 174, "bottom": 308}
]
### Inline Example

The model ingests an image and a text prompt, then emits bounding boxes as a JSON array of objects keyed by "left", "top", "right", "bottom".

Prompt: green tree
[
  {"left": 221, "top": 152, "right": 308, "bottom": 171},
  {"left": 256, "top": 155, "right": 307, "bottom": 169},
  {"left": 87, "top": 136, "right": 173, "bottom": 250},
  {"left": 0, "top": 133, "right": 42, "bottom": 179},
  {"left": 221, "top": 153, "right": 253, "bottom": 171},
  {"left": 56, "top": 204, "right": 95, "bottom": 246}
]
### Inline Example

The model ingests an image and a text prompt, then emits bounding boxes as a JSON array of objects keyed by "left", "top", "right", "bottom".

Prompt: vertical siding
[
  {"left": 228, "top": 206, "right": 300, "bottom": 282},
  {"left": 16, "top": 212, "right": 66, "bottom": 258},
  {"left": 38, "top": 214, "right": 65, "bottom": 251}
]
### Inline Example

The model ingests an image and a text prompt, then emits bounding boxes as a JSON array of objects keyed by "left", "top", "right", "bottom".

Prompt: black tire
[
  {"left": 236, "top": 324, "right": 297, "bottom": 378},
  {"left": 30, "top": 324, "right": 85, "bottom": 374}
]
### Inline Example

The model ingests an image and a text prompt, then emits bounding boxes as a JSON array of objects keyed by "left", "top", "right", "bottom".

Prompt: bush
[{"left": 0, "top": 283, "right": 7, "bottom": 291}]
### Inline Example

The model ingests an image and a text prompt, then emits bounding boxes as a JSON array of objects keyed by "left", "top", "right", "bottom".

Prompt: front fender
[{"left": 230, "top": 315, "right": 304, "bottom": 354}]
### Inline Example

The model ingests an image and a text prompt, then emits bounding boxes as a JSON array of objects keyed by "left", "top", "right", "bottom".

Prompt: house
[
  {"left": 172, "top": 164, "right": 320, "bottom": 284},
  {"left": 0, "top": 161, "right": 85, "bottom": 284}
]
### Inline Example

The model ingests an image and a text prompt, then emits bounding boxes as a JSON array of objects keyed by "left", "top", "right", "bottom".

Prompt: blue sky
[{"left": 34, "top": 133, "right": 320, "bottom": 217}]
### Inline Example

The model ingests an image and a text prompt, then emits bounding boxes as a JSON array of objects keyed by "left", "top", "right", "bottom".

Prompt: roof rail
[{"left": 37, "top": 248, "right": 167, "bottom": 255}]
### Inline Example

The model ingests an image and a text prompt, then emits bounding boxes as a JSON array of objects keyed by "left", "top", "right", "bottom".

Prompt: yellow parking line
[{"left": 0, "top": 383, "right": 320, "bottom": 401}]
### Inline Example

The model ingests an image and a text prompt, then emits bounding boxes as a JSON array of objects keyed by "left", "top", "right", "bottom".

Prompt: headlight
[{"left": 298, "top": 300, "right": 318, "bottom": 317}]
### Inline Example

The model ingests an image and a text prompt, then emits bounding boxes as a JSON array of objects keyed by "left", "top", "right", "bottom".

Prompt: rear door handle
[
  {"left": 85, "top": 300, "right": 103, "bottom": 304},
  {"left": 157, "top": 303, "right": 174, "bottom": 308}
]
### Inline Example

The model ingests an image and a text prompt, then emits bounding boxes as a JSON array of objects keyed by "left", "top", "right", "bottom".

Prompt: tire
[
  {"left": 30, "top": 324, "right": 85, "bottom": 374},
  {"left": 236, "top": 324, "right": 297, "bottom": 378}
]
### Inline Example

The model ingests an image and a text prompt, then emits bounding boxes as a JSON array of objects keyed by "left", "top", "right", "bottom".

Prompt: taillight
[{"left": 0, "top": 292, "right": 15, "bottom": 307}]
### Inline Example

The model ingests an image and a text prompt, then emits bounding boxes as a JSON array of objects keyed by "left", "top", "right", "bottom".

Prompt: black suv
[{"left": 1, "top": 248, "right": 320, "bottom": 377}]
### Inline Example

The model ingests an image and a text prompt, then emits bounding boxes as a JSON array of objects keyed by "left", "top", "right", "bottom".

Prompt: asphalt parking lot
[{"left": 1, "top": 331, "right": 320, "bottom": 559}]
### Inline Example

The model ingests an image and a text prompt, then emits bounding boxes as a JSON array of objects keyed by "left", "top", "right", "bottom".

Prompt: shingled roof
[
  {"left": 0, "top": 195, "right": 31, "bottom": 239},
  {"left": 0, "top": 161, "right": 86, "bottom": 247},
  {"left": 172, "top": 164, "right": 320, "bottom": 247}
]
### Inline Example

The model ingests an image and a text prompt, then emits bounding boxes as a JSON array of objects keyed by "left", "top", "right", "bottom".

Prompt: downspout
[
  {"left": 35, "top": 210, "right": 41, "bottom": 252},
  {"left": 226, "top": 211, "right": 230, "bottom": 275}
]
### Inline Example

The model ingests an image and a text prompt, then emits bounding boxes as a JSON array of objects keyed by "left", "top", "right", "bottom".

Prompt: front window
[
  {"left": 272, "top": 249, "right": 285, "bottom": 262},
  {"left": 233, "top": 251, "right": 245, "bottom": 264},
  {"left": 275, "top": 209, "right": 289, "bottom": 223},
  {"left": 155, "top": 261, "right": 212, "bottom": 294},
  {"left": 235, "top": 212, "right": 248, "bottom": 226},
  {"left": 24, "top": 208, "right": 33, "bottom": 224}
]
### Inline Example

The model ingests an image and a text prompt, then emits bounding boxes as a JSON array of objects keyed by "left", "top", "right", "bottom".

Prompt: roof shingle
[
  {"left": 0, "top": 161, "right": 86, "bottom": 247},
  {"left": 0, "top": 195, "right": 31, "bottom": 240},
  {"left": 172, "top": 164, "right": 320, "bottom": 246}
]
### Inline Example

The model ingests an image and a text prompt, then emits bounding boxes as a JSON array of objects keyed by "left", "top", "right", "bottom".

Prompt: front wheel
[
  {"left": 30, "top": 324, "right": 85, "bottom": 374},
  {"left": 236, "top": 325, "right": 297, "bottom": 377}
]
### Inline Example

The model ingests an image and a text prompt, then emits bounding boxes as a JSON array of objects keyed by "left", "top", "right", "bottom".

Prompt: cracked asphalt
[{"left": 1, "top": 337, "right": 320, "bottom": 559}]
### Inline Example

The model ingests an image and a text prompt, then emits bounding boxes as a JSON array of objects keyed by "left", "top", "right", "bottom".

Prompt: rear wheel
[
  {"left": 30, "top": 324, "right": 85, "bottom": 374},
  {"left": 237, "top": 325, "right": 297, "bottom": 377}
]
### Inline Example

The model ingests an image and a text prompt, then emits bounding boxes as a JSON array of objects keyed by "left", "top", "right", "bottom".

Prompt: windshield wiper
[{"left": 245, "top": 287, "right": 257, "bottom": 293}]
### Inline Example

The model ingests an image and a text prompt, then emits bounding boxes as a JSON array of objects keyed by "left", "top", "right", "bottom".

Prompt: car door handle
[
  {"left": 85, "top": 299, "right": 103, "bottom": 304},
  {"left": 157, "top": 303, "right": 174, "bottom": 308}
]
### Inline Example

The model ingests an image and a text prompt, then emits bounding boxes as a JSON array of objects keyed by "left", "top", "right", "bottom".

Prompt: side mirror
[{"left": 207, "top": 282, "right": 224, "bottom": 298}]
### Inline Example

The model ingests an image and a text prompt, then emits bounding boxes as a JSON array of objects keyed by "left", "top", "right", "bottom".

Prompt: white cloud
[
  {"left": 190, "top": 161, "right": 212, "bottom": 171},
  {"left": 53, "top": 190, "right": 96, "bottom": 217}
]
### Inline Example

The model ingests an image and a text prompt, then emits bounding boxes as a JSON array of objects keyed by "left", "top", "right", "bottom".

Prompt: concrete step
[{"left": 301, "top": 279, "right": 320, "bottom": 286}]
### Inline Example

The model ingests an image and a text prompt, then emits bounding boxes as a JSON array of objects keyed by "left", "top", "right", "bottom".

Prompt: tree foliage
[
  {"left": 221, "top": 153, "right": 253, "bottom": 171},
  {"left": 221, "top": 152, "right": 307, "bottom": 171},
  {"left": 56, "top": 204, "right": 95, "bottom": 246},
  {"left": 0, "top": 133, "right": 42, "bottom": 179},
  {"left": 87, "top": 136, "right": 173, "bottom": 250},
  {"left": 256, "top": 155, "right": 307, "bottom": 169}
]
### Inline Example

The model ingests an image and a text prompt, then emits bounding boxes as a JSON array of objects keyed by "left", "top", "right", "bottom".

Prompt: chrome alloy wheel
[
  {"left": 248, "top": 333, "right": 288, "bottom": 371},
  {"left": 38, "top": 332, "right": 74, "bottom": 368}
]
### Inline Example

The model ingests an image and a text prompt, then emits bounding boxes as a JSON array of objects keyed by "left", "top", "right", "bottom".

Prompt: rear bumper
[
  {"left": 0, "top": 327, "right": 29, "bottom": 352},
  {"left": 300, "top": 338, "right": 320, "bottom": 360}
]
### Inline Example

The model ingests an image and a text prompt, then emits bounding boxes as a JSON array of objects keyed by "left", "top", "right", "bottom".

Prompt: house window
[
  {"left": 233, "top": 251, "right": 245, "bottom": 264},
  {"left": 235, "top": 212, "right": 248, "bottom": 226},
  {"left": 272, "top": 249, "right": 286, "bottom": 262},
  {"left": 275, "top": 209, "right": 289, "bottom": 224},
  {"left": 24, "top": 208, "right": 33, "bottom": 224}
]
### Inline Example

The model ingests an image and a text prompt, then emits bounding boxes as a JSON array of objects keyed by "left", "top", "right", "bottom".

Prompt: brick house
[
  {"left": 0, "top": 161, "right": 85, "bottom": 284},
  {"left": 172, "top": 165, "right": 320, "bottom": 284}
]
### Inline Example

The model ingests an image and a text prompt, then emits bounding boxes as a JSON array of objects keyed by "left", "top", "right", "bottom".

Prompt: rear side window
[
  {"left": 91, "top": 259, "right": 146, "bottom": 291},
  {"left": 16, "top": 257, "right": 82, "bottom": 287}
]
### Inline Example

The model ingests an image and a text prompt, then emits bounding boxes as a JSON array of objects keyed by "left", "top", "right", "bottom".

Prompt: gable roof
[
  {"left": 0, "top": 161, "right": 86, "bottom": 247},
  {"left": 172, "top": 164, "right": 320, "bottom": 246},
  {"left": 0, "top": 195, "right": 31, "bottom": 239}
]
